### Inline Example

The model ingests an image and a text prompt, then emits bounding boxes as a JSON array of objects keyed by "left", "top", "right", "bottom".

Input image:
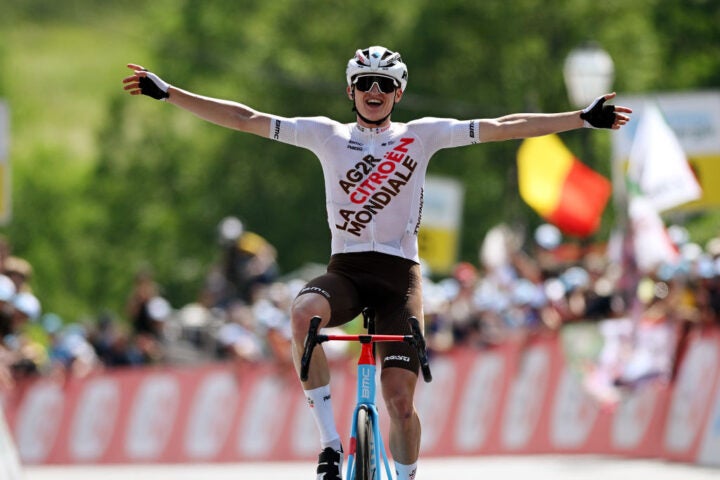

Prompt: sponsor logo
[
  {"left": 335, "top": 138, "right": 417, "bottom": 236},
  {"left": 185, "top": 373, "right": 238, "bottom": 460},
  {"left": 125, "top": 375, "right": 180, "bottom": 460},
  {"left": 384, "top": 355, "right": 411, "bottom": 363},
  {"left": 346, "top": 140, "right": 363, "bottom": 151},
  {"left": 306, "top": 394, "right": 331, "bottom": 409},
  {"left": 665, "top": 339, "right": 718, "bottom": 452},
  {"left": 455, "top": 354, "right": 504, "bottom": 450},
  {"left": 16, "top": 382, "right": 64, "bottom": 463},
  {"left": 273, "top": 119, "right": 281, "bottom": 140},
  {"left": 469, "top": 121, "right": 479, "bottom": 144},
  {"left": 361, "top": 368, "right": 372, "bottom": 398},
  {"left": 299, "top": 286, "right": 331, "bottom": 299},
  {"left": 413, "top": 187, "right": 423, "bottom": 235},
  {"left": 239, "top": 376, "right": 291, "bottom": 457},
  {"left": 550, "top": 368, "right": 598, "bottom": 447},
  {"left": 501, "top": 346, "right": 550, "bottom": 449},
  {"left": 611, "top": 384, "right": 657, "bottom": 449},
  {"left": 70, "top": 379, "right": 119, "bottom": 461},
  {"left": 395, "top": 467, "right": 417, "bottom": 480}
]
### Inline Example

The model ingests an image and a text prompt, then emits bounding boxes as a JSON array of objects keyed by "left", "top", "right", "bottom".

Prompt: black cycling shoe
[{"left": 316, "top": 446, "right": 343, "bottom": 480}]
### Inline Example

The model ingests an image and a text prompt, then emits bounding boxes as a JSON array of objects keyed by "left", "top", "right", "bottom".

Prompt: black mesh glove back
[
  {"left": 580, "top": 96, "right": 616, "bottom": 129},
  {"left": 138, "top": 71, "right": 169, "bottom": 100}
]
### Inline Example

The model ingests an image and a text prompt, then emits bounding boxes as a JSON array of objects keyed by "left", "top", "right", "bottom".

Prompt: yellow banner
[
  {"left": 0, "top": 101, "right": 9, "bottom": 225},
  {"left": 418, "top": 176, "right": 464, "bottom": 276},
  {"left": 418, "top": 227, "right": 459, "bottom": 275},
  {"left": 683, "top": 154, "right": 720, "bottom": 209}
]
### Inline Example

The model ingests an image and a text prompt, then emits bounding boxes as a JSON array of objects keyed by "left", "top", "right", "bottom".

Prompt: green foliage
[
  {"left": 0, "top": 0, "right": 718, "bottom": 322},
  {"left": 652, "top": 0, "right": 720, "bottom": 89}
]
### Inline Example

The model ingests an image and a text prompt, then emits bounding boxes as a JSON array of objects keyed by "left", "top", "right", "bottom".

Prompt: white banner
[
  {"left": 613, "top": 91, "right": 720, "bottom": 158},
  {"left": 612, "top": 91, "right": 720, "bottom": 209},
  {"left": 628, "top": 103, "right": 701, "bottom": 212}
]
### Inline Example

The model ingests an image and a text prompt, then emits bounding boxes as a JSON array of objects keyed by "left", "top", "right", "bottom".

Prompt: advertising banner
[
  {"left": 3, "top": 326, "right": 720, "bottom": 468},
  {"left": 417, "top": 176, "right": 464, "bottom": 275}
]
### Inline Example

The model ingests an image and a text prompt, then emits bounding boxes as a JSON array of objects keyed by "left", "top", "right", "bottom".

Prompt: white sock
[
  {"left": 304, "top": 385, "right": 341, "bottom": 450},
  {"left": 395, "top": 461, "right": 418, "bottom": 480}
]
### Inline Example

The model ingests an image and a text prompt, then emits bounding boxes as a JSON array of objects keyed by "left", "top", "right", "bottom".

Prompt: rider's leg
[
  {"left": 290, "top": 292, "right": 342, "bottom": 450},
  {"left": 381, "top": 366, "right": 420, "bottom": 477},
  {"left": 291, "top": 291, "right": 332, "bottom": 387}
]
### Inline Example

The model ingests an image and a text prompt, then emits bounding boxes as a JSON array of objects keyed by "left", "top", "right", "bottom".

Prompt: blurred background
[
  {"left": 0, "top": 0, "right": 717, "bottom": 322},
  {"left": 0, "top": 0, "right": 720, "bottom": 473}
]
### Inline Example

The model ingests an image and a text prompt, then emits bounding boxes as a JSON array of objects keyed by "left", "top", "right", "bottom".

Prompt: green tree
[
  {"left": 91, "top": 0, "right": 661, "bottom": 310},
  {"left": 3, "top": 0, "right": 717, "bottom": 321}
]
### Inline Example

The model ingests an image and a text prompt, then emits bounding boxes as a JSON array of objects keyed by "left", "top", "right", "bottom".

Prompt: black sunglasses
[{"left": 353, "top": 75, "right": 398, "bottom": 93}]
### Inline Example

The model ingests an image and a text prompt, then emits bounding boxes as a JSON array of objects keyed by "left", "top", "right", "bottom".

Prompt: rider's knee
[
  {"left": 384, "top": 389, "right": 415, "bottom": 421},
  {"left": 290, "top": 294, "right": 328, "bottom": 339}
]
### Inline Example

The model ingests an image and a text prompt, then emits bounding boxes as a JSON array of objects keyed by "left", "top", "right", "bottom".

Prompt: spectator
[
  {"left": 5, "top": 292, "right": 44, "bottom": 380},
  {"left": 444, "top": 262, "right": 482, "bottom": 345},
  {"left": 88, "top": 314, "right": 143, "bottom": 368},
  {"left": 4, "top": 256, "right": 33, "bottom": 293},
  {"left": 126, "top": 268, "right": 172, "bottom": 364},
  {"left": 0, "top": 273, "right": 17, "bottom": 391},
  {"left": 253, "top": 286, "right": 293, "bottom": 371},
  {"left": 48, "top": 322, "right": 99, "bottom": 380},
  {"left": 215, "top": 302, "right": 265, "bottom": 364},
  {"left": 615, "top": 278, "right": 678, "bottom": 387},
  {"left": 0, "top": 274, "right": 17, "bottom": 339},
  {"left": 421, "top": 279, "right": 454, "bottom": 354},
  {"left": 202, "top": 216, "right": 279, "bottom": 308}
]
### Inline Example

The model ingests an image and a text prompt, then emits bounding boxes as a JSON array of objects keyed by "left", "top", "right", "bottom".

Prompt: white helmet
[{"left": 346, "top": 46, "right": 408, "bottom": 91}]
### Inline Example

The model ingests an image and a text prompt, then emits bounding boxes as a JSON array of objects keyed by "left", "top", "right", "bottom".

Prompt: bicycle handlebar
[
  {"left": 300, "top": 316, "right": 323, "bottom": 382},
  {"left": 408, "top": 317, "right": 433, "bottom": 383},
  {"left": 299, "top": 315, "right": 432, "bottom": 383}
]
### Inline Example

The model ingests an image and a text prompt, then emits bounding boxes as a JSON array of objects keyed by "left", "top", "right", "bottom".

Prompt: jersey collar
[{"left": 355, "top": 123, "right": 392, "bottom": 135}]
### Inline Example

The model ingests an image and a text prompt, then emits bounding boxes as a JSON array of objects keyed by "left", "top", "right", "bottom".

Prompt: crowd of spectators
[
  {"left": 0, "top": 236, "right": 45, "bottom": 390},
  {"left": 2, "top": 220, "right": 719, "bottom": 407}
]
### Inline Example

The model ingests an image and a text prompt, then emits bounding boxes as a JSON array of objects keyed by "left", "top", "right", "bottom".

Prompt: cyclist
[{"left": 123, "top": 46, "right": 631, "bottom": 480}]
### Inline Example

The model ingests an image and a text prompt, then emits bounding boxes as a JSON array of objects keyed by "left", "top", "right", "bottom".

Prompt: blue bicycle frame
[
  {"left": 299, "top": 315, "right": 432, "bottom": 480},
  {"left": 346, "top": 336, "right": 394, "bottom": 480}
]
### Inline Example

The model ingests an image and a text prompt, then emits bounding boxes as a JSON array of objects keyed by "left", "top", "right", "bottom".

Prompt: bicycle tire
[{"left": 355, "top": 406, "right": 376, "bottom": 480}]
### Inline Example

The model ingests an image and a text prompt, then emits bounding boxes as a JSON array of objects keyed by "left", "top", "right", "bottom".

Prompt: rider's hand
[
  {"left": 580, "top": 94, "right": 617, "bottom": 129},
  {"left": 123, "top": 64, "right": 170, "bottom": 100}
]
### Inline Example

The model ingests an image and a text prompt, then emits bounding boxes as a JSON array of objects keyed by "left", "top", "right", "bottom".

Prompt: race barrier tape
[{"left": 1, "top": 325, "right": 719, "bottom": 467}]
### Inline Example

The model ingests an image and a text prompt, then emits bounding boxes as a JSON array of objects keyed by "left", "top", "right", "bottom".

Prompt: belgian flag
[{"left": 517, "top": 134, "right": 611, "bottom": 237}]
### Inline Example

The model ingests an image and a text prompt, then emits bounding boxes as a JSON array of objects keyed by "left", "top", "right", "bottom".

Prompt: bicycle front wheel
[{"left": 355, "top": 405, "right": 376, "bottom": 480}]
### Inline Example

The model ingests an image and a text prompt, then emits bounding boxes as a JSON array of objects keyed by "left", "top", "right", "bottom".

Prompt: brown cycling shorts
[{"left": 296, "top": 251, "right": 423, "bottom": 373}]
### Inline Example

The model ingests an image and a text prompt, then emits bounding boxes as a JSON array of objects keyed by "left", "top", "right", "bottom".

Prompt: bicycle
[{"left": 300, "top": 309, "right": 432, "bottom": 480}]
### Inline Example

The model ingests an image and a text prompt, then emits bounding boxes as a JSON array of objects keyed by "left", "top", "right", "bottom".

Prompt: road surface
[{"left": 23, "top": 455, "right": 720, "bottom": 480}]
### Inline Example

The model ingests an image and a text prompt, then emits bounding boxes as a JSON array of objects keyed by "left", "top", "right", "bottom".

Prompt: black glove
[
  {"left": 138, "top": 70, "right": 170, "bottom": 100},
  {"left": 580, "top": 95, "right": 616, "bottom": 129}
]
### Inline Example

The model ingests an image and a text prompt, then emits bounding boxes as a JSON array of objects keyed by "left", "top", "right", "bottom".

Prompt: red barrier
[{"left": 2, "top": 326, "right": 720, "bottom": 467}]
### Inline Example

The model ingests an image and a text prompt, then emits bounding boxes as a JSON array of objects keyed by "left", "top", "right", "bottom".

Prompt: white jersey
[{"left": 268, "top": 116, "right": 481, "bottom": 262}]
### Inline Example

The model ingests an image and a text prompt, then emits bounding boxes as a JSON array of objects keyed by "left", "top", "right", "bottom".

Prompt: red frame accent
[{"left": 325, "top": 334, "right": 408, "bottom": 366}]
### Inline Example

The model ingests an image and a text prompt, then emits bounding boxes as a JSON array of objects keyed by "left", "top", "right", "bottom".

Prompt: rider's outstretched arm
[
  {"left": 477, "top": 92, "right": 632, "bottom": 142},
  {"left": 122, "top": 63, "right": 272, "bottom": 137}
]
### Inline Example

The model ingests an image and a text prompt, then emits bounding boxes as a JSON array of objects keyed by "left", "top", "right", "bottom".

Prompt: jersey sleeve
[
  {"left": 407, "top": 117, "right": 481, "bottom": 154},
  {"left": 266, "top": 115, "right": 341, "bottom": 152}
]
